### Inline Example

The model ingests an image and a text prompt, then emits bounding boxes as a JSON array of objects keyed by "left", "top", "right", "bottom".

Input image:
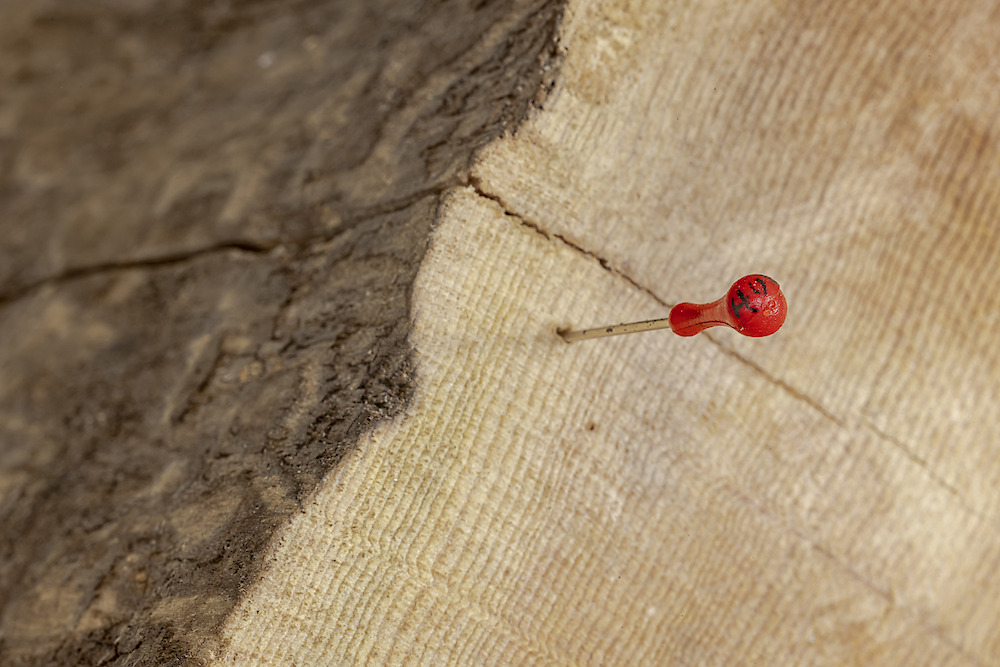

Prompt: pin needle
[{"left": 558, "top": 274, "right": 787, "bottom": 342}]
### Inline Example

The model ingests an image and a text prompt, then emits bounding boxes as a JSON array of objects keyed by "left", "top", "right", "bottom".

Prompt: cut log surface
[{"left": 2, "top": 0, "right": 1000, "bottom": 665}]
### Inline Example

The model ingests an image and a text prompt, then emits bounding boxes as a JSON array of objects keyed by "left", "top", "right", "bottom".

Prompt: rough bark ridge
[{"left": 0, "top": 1, "right": 563, "bottom": 664}]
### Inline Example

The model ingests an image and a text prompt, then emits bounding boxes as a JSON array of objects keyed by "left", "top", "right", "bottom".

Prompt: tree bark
[{"left": 0, "top": 1, "right": 562, "bottom": 664}]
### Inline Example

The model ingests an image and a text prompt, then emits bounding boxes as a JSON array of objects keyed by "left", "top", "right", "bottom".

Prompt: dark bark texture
[{"left": 0, "top": 1, "right": 563, "bottom": 664}]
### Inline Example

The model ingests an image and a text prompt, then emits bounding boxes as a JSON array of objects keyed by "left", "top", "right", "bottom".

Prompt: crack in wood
[
  {"left": 708, "top": 340, "right": 846, "bottom": 427},
  {"left": 0, "top": 184, "right": 459, "bottom": 308},
  {"left": 0, "top": 239, "right": 280, "bottom": 305},
  {"left": 862, "top": 420, "right": 984, "bottom": 521},
  {"left": 465, "top": 177, "right": 853, "bottom": 431},
  {"left": 467, "top": 175, "right": 668, "bottom": 308}
]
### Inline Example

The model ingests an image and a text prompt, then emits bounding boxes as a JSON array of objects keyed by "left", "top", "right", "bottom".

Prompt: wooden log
[{"left": 4, "top": 0, "right": 1000, "bottom": 664}]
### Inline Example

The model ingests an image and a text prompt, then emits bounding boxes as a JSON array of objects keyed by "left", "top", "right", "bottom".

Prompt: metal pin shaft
[{"left": 558, "top": 316, "right": 673, "bottom": 342}]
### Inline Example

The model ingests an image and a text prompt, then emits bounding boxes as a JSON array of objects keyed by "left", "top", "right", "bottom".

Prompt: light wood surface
[{"left": 219, "top": 0, "right": 1000, "bottom": 663}]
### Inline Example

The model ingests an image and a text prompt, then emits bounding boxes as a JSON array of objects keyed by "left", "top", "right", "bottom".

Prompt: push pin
[{"left": 558, "top": 274, "right": 786, "bottom": 342}]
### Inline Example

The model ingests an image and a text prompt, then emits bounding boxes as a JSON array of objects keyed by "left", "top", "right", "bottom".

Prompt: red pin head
[{"left": 668, "top": 274, "right": 786, "bottom": 337}]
